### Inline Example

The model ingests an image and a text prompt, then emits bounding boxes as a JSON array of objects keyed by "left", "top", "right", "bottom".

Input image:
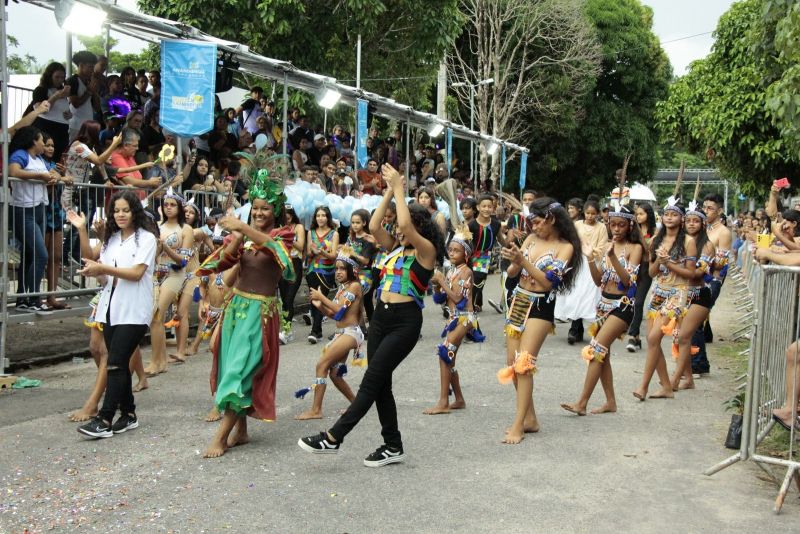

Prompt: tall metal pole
[
  {"left": 405, "top": 122, "right": 411, "bottom": 197},
  {"left": 1, "top": 0, "right": 11, "bottom": 375},
  {"left": 66, "top": 32, "right": 73, "bottom": 77},
  {"left": 282, "top": 72, "right": 288, "bottom": 156},
  {"left": 353, "top": 35, "right": 362, "bottom": 177},
  {"left": 356, "top": 34, "right": 361, "bottom": 90},
  {"left": 470, "top": 85, "right": 475, "bottom": 192}
]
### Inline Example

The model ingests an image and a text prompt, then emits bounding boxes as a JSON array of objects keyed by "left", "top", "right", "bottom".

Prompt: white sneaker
[{"left": 279, "top": 332, "right": 288, "bottom": 345}]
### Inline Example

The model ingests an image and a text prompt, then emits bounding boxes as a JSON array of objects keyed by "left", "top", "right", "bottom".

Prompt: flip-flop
[{"left": 772, "top": 413, "right": 799, "bottom": 431}]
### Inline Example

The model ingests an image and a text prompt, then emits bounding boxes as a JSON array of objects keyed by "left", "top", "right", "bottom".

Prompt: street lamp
[
  {"left": 427, "top": 122, "right": 444, "bottom": 137},
  {"left": 451, "top": 78, "right": 494, "bottom": 190}
]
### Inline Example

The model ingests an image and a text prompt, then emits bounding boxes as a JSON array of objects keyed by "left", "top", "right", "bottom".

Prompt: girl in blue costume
[
  {"left": 498, "top": 198, "right": 581, "bottom": 444},
  {"left": 299, "top": 163, "right": 443, "bottom": 467},
  {"left": 197, "top": 167, "right": 295, "bottom": 459},
  {"left": 561, "top": 191, "right": 644, "bottom": 416}
]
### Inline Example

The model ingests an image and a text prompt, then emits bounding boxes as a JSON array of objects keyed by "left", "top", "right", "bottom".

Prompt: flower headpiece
[
  {"left": 246, "top": 154, "right": 290, "bottom": 217},
  {"left": 164, "top": 186, "right": 184, "bottom": 204},
  {"left": 336, "top": 244, "right": 360, "bottom": 272},
  {"left": 450, "top": 223, "right": 474, "bottom": 256}
]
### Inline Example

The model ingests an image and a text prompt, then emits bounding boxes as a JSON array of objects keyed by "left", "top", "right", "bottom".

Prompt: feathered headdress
[
  {"left": 185, "top": 195, "right": 200, "bottom": 215},
  {"left": 685, "top": 173, "right": 705, "bottom": 220},
  {"left": 163, "top": 185, "right": 184, "bottom": 204},
  {"left": 336, "top": 244, "right": 360, "bottom": 271},
  {"left": 450, "top": 223, "right": 474, "bottom": 256},
  {"left": 245, "top": 154, "right": 290, "bottom": 217},
  {"left": 609, "top": 153, "right": 633, "bottom": 220},
  {"left": 664, "top": 160, "right": 685, "bottom": 215}
]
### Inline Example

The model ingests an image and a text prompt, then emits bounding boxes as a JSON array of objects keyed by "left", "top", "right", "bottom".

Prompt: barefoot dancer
[
  {"left": 72, "top": 190, "right": 158, "bottom": 438},
  {"left": 172, "top": 197, "right": 204, "bottom": 359},
  {"left": 299, "top": 163, "right": 442, "bottom": 467},
  {"left": 294, "top": 246, "right": 363, "bottom": 420},
  {"left": 561, "top": 194, "right": 643, "bottom": 416},
  {"left": 198, "top": 168, "right": 295, "bottom": 458},
  {"left": 633, "top": 181, "right": 697, "bottom": 401},
  {"left": 498, "top": 198, "right": 581, "bottom": 444},
  {"left": 671, "top": 192, "right": 715, "bottom": 391},
  {"left": 144, "top": 188, "right": 194, "bottom": 374},
  {"left": 425, "top": 225, "right": 483, "bottom": 414}
]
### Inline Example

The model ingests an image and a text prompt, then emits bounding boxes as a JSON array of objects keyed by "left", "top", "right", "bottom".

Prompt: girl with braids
[
  {"left": 561, "top": 196, "right": 644, "bottom": 416},
  {"left": 670, "top": 196, "right": 715, "bottom": 391},
  {"left": 424, "top": 224, "right": 480, "bottom": 415},
  {"left": 293, "top": 246, "right": 362, "bottom": 420},
  {"left": 626, "top": 202, "right": 657, "bottom": 352},
  {"left": 498, "top": 198, "right": 581, "bottom": 444},
  {"left": 633, "top": 194, "right": 697, "bottom": 401},
  {"left": 197, "top": 167, "right": 296, "bottom": 458},
  {"left": 306, "top": 206, "right": 339, "bottom": 343},
  {"left": 70, "top": 190, "right": 158, "bottom": 438},
  {"left": 299, "top": 163, "right": 443, "bottom": 467},
  {"left": 144, "top": 188, "right": 194, "bottom": 374}
]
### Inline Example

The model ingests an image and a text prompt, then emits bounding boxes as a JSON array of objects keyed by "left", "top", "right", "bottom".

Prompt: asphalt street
[{"left": 1, "top": 275, "right": 797, "bottom": 532}]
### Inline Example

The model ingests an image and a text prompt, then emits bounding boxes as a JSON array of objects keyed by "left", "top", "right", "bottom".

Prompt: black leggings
[
  {"left": 306, "top": 271, "right": 334, "bottom": 337},
  {"left": 279, "top": 258, "right": 303, "bottom": 322},
  {"left": 329, "top": 300, "right": 422, "bottom": 448},
  {"left": 98, "top": 320, "right": 148, "bottom": 423},
  {"left": 627, "top": 264, "right": 653, "bottom": 338},
  {"left": 363, "top": 267, "right": 380, "bottom": 322},
  {"left": 472, "top": 271, "right": 488, "bottom": 309}
]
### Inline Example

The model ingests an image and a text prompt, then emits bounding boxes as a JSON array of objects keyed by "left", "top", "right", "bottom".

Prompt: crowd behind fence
[{"left": 706, "top": 248, "right": 800, "bottom": 514}]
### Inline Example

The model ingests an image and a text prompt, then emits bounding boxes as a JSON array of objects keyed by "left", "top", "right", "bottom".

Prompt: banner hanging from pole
[
  {"left": 160, "top": 40, "right": 217, "bottom": 137},
  {"left": 446, "top": 128, "right": 453, "bottom": 174},
  {"left": 519, "top": 152, "right": 528, "bottom": 191},
  {"left": 500, "top": 144, "right": 506, "bottom": 190},
  {"left": 356, "top": 99, "right": 368, "bottom": 168}
]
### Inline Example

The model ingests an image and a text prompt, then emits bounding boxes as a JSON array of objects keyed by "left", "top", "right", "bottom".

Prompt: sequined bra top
[
  {"left": 600, "top": 252, "right": 640, "bottom": 297},
  {"left": 520, "top": 247, "right": 568, "bottom": 290},
  {"left": 375, "top": 246, "right": 433, "bottom": 309}
]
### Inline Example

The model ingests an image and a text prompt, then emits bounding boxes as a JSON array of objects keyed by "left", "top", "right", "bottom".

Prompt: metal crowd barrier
[{"left": 705, "top": 260, "right": 800, "bottom": 513}]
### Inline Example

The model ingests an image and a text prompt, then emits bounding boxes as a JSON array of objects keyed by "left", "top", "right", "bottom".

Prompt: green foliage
[
  {"left": 137, "top": 0, "right": 464, "bottom": 112},
  {"left": 527, "top": 0, "right": 670, "bottom": 199},
  {"left": 655, "top": 0, "right": 800, "bottom": 196},
  {"left": 75, "top": 35, "right": 159, "bottom": 72},
  {"left": 7, "top": 34, "right": 47, "bottom": 74}
]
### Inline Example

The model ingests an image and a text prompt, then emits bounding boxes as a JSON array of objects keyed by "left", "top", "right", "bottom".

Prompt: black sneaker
[
  {"left": 363, "top": 444, "right": 405, "bottom": 467},
  {"left": 111, "top": 413, "right": 139, "bottom": 434},
  {"left": 298, "top": 432, "right": 340, "bottom": 454},
  {"left": 78, "top": 416, "right": 113, "bottom": 438},
  {"left": 302, "top": 312, "right": 312, "bottom": 326},
  {"left": 31, "top": 302, "right": 54, "bottom": 316},
  {"left": 308, "top": 334, "right": 321, "bottom": 344},
  {"left": 15, "top": 302, "right": 32, "bottom": 312}
]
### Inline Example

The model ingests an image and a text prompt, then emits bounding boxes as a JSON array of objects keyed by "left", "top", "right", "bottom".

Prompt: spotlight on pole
[
  {"left": 55, "top": 0, "right": 107, "bottom": 36},
  {"left": 316, "top": 86, "right": 341, "bottom": 109},
  {"left": 487, "top": 141, "right": 499, "bottom": 156},
  {"left": 428, "top": 122, "right": 444, "bottom": 137}
]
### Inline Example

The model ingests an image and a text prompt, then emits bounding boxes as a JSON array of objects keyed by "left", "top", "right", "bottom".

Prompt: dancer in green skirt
[{"left": 197, "top": 164, "right": 295, "bottom": 458}]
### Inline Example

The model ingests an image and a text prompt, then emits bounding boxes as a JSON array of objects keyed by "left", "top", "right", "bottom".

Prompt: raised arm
[
  {"left": 369, "top": 188, "right": 398, "bottom": 251},
  {"left": 382, "top": 163, "right": 436, "bottom": 269}
]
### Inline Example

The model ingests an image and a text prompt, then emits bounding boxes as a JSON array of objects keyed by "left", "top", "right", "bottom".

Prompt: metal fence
[
  {"left": 6, "top": 85, "right": 34, "bottom": 127},
  {"left": 705, "top": 254, "right": 800, "bottom": 514}
]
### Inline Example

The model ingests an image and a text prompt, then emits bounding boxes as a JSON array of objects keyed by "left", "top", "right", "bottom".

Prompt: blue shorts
[{"left": 45, "top": 188, "right": 66, "bottom": 232}]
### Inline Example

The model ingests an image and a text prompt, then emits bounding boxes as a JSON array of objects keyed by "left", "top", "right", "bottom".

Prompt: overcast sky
[{"left": 8, "top": 0, "right": 733, "bottom": 76}]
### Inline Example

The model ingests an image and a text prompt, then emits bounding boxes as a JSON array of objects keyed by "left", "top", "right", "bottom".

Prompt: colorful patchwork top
[
  {"left": 307, "top": 228, "right": 336, "bottom": 276},
  {"left": 376, "top": 246, "right": 434, "bottom": 309},
  {"left": 469, "top": 218, "right": 501, "bottom": 274},
  {"left": 348, "top": 234, "right": 377, "bottom": 292}
]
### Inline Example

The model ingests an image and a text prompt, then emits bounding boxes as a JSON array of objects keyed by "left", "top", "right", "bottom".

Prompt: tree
[
  {"left": 137, "top": 0, "right": 464, "bottom": 112},
  {"left": 7, "top": 35, "right": 48, "bottom": 74},
  {"left": 75, "top": 35, "right": 160, "bottom": 72},
  {"left": 447, "top": 0, "right": 601, "bottom": 188},
  {"left": 526, "top": 0, "right": 671, "bottom": 200},
  {"left": 656, "top": 0, "right": 800, "bottom": 195}
]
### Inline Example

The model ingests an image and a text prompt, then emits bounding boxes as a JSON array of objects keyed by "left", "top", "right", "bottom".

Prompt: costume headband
[
  {"left": 163, "top": 186, "right": 184, "bottom": 204},
  {"left": 336, "top": 244, "right": 360, "bottom": 271},
  {"left": 450, "top": 224, "right": 474, "bottom": 256}
]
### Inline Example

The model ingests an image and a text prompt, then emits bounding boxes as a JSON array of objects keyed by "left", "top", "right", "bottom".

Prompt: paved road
[{"left": 1, "top": 276, "right": 797, "bottom": 532}]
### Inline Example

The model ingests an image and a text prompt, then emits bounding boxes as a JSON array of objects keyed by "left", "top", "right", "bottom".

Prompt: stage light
[
  {"left": 427, "top": 122, "right": 444, "bottom": 137},
  {"left": 316, "top": 87, "right": 341, "bottom": 109},
  {"left": 487, "top": 142, "right": 499, "bottom": 156},
  {"left": 55, "top": 1, "right": 107, "bottom": 36}
]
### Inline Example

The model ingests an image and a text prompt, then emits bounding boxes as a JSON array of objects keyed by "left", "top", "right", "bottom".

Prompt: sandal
[
  {"left": 47, "top": 300, "right": 71, "bottom": 310},
  {"left": 772, "top": 413, "right": 799, "bottom": 432}
]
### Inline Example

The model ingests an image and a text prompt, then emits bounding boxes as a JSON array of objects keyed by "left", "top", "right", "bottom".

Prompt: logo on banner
[
  {"left": 171, "top": 93, "right": 205, "bottom": 112},
  {"left": 160, "top": 40, "right": 217, "bottom": 137}
]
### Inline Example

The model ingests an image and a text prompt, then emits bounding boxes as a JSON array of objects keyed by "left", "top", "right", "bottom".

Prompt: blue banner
[
  {"left": 519, "top": 152, "right": 528, "bottom": 191},
  {"left": 500, "top": 144, "right": 506, "bottom": 190},
  {"left": 160, "top": 40, "right": 217, "bottom": 137},
  {"left": 446, "top": 128, "right": 453, "bottom": 175},
  {"left": 356, "top": 99, "right": 368, "bottom": 168}
]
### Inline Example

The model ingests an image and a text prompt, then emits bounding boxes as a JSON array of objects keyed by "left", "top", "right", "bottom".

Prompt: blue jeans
[
  {"left": 12, "top": 204, "right": 48, "bottom": 304},
  {"left": 691, "top": 279, "right": 724, "bottom": 373}
]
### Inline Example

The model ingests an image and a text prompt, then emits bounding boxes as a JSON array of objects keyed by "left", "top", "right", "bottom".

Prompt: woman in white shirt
[
  {"left": 8, "top": 126, "right": 58, "bottom": 313},
  {"left": 67, "top": 190, "right": 158, "bottom": 439}
]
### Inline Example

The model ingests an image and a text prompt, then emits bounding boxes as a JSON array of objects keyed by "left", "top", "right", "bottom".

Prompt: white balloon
[{"left": 254, "top": 133, "right": 268, "bottom": 151}]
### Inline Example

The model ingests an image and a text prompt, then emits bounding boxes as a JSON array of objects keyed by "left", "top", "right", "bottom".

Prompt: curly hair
[
  {"left": 409, "top": 202, "right": 445, "bottom": 265},
  {"left": 103, "top": 190, "right": 158, "bottom": 248},
  {"left": 528, "top": 197, "right": 582, "bottom": 293}
]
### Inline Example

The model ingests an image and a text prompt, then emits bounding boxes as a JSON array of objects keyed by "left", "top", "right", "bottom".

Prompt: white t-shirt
[
  {"left": 68, "top": 76, "right": 95, "bottom": 141},
  {"left": 94, "top": 229, "right": 157, "bottom": 326},
  {"left": 9, "top": 149, "right": 49, "bottom": 208}
]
